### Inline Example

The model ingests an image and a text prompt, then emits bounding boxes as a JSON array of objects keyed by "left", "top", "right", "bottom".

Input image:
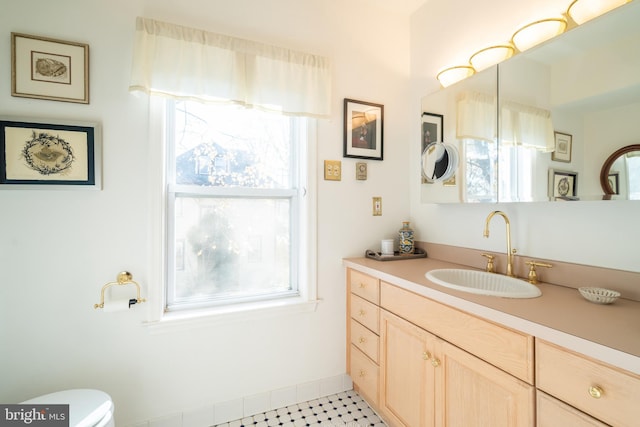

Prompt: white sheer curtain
[
  {"left": 500, "top": 100, "right": 555, "bottom": 152},
  {"left": 129, "top": 17, "right": 332, "bottom": 117},
  {"left": 456, "top": 92, "right": 497, "bottom": 142}
]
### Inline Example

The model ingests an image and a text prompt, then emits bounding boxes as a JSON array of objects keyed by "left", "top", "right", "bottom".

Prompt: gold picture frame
[
  {"left": 552, "top": 131, "right": 572, "bottom": 163},
  {"left": 11, "top": 33, "right": 89, "bottom": 104}
]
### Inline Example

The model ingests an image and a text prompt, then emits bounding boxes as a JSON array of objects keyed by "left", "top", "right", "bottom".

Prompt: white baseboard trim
[{"left": 129, "top": 373, "right": 353, "bottom": 427}]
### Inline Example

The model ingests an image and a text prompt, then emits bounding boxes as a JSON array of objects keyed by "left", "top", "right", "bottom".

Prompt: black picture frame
[
  {"left": 344, "top": 98, "right": 384, "bottom": 160},
  {"left": 0, "top": 117, "right": 101, "bottom": 189}
]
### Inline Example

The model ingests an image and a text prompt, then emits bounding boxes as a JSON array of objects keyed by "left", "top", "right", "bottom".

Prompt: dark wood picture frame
[{"left": 344, "top": 99, "right": 384, "bottom": 160}]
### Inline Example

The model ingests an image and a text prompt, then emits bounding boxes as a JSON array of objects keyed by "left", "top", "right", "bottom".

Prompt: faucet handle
[
  {"left": 481, "top": 253, "right": 496, "bottom": 273},
  {"left": 525, "top": 261, "right": 552, "bottom": 284}
]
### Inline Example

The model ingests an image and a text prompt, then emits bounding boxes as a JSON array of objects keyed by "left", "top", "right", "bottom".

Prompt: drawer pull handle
[
  {"left": 359, "top": 309, "right": 366, "bottom": 316},
  {"left": 422, "top": 351, "right": 432, "bottom": 360},
  {"left": 588, "top": 386, "right": 604, "bottom": 399},
  {"left": 359, "top": 337, "right": 367, "bottom": 344},
  {"left": 431, "top": 358, "right": 441, "bottom": 368}
]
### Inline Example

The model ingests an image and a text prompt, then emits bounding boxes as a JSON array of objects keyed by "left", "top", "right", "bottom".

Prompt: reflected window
[{"left": 464, "top": 139, "right": 497, "bottom": 203}]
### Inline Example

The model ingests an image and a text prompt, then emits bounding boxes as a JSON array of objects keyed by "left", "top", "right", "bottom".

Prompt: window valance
[
  {"left": 500, "top": 101, "right": 555, "bottom": 152},
  {"left": 456, "top": 91, "right": 554, "bottom": 151},
  {"left": 129, "top": 17, "right": 332, "bottom": 118},
  {"left": 456, "top": 92, "right": 497, "bottom": 142}
]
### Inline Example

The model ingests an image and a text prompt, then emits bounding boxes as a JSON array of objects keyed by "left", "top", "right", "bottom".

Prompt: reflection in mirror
[
  {"left": 420, "top": 0, "right": 640, "bottom": 204},
  {"left": 498, "top": 0, "right": 640, "bottom": 202},
  {"left": 600, "top": 144, "right": 640, "bottom": 200},
  {"left": 420, "top": 65, "right": 498, "bottom": 203},
  {"left": 422, "top": 142, "right": 459, "bottom": 183}
]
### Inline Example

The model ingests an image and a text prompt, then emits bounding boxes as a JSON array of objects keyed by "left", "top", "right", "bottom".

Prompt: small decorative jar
[{"left": 398, "top": 221, "right": 415, "bottom": 255}]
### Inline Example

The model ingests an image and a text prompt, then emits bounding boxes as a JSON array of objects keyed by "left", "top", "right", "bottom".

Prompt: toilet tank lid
[{"left": 22, "top": 389, "right": 113, "bottom": 427}]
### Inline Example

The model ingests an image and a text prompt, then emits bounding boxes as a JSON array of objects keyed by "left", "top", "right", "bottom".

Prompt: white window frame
[{"left": 144, "top": 99, "right": 318, "bottom": 329}]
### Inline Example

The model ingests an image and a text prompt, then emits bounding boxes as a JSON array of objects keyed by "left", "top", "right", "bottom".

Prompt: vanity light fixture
[
  {"left": 567, "top": 0, "right": 630, "bottom": 25},
  {"left": 469, "top": 45, "right": 515, "bottom": 72},
  {"left": 436, "top": 65, "right": 475, "bottom": 88},
  {"left": 511, "top": 18, "right": 568, "bottom": 52}
]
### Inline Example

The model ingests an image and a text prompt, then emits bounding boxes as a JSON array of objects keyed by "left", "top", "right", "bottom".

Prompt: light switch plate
[
  {"left": 324, "top": 160, "right": 341, "bottom": 181},
  {"left": 372, "top": 197, "right": 382, "bottom": 216}
]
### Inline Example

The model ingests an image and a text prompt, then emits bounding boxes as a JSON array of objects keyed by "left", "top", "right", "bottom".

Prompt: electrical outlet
[
  {"left": 372, "top": 197, "right": 382, "bottom": 216},
  {"left": 324, "top": 160, "right": 341, "bottom": 181}
]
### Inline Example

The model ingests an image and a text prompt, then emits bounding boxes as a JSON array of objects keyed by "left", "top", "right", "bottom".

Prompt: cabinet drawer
[
  {"left": 349, "top": 269, "right": 380, "bottom": 304},
  {"left": 380, "top": 282, "right": 534, "bottom": 384},
  {"left": 350, "top": 319, "right": 379, "bottom": 363},
  {"left": 350, "top": 344, "right": 379, "bottom": 406},
  {"left": 537, "top": 391, "right": 608, "bottom": 427},
  {"left": 350, "top": 294, "right": 380, "bottom": 334},
  {"left": 536, "top": 340, "right": 640, "bottom": 427}
]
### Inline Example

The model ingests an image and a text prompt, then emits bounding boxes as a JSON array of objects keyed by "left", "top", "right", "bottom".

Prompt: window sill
[{"left": 143, "top": 297, "right": 322, "bottom": 334}]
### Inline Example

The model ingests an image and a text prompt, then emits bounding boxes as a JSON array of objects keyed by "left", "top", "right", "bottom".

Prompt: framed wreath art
[{"left": 0, "top": 117, "right": 101, "bottom": 189}]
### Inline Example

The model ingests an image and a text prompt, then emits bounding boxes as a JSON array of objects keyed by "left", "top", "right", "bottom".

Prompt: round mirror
[
  {"left": 422, "top": 142, "right": 458, "bottom": 183},
  {"left": 600, "top": 144, "right": 640, "bottom": 199}
]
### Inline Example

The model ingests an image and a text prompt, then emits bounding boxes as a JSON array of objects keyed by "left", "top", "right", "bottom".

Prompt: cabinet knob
[
  {"left": 359, "top": 370, "right": 367, "bottom": 378},
  {"left": 431, "top": 358, "right": 441, "bottom": 367},
  {"left": 359, "top": 337, "right": 366, "bottom": 344},
  {"left": 359, "top": 282, "right": 366, "bottom": 288},
  {"left": 359, "top": 309, "right": 366, "bottom": 316},
  {"left": 422, "top": 351, "right": 432, "bottom": 360},
  {"left": 588, "top": 385, "right": 604, "bottom": 399}
]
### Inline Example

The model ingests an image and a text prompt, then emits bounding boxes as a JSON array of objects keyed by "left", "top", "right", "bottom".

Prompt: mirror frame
[{"left": 599, "top": 144, "right": 640, "bottom": 198}]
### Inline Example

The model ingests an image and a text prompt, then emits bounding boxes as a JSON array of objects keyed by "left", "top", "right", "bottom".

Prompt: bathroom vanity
[{"left": 344, "top": 252, "right": 640, "bottom": 427}]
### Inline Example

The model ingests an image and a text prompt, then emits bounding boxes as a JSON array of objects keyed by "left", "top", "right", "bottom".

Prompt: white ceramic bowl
[{"left": 578, "top": 287, "right": 620, "bottom": 304}]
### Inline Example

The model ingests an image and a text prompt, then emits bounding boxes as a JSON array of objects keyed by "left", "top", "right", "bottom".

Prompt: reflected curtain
[
  {"left": 456, "top": 92, "right": 497, "bottom": 142},
  {"left": 500, "top": 101, "right": 555, "bottom": 152},
  {"left": 129, "top": 17, "right": 332, "bottom": 118}
]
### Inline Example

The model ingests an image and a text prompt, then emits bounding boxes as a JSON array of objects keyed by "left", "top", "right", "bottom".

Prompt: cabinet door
[
  {"left": 437, "top": 340, "right": 535, "bottom": 427},
  {"left": 380, "top": 310, "right": 436, "bottom": 427}
]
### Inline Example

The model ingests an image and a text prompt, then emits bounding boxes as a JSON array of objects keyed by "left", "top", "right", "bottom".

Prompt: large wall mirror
[{"left": 421, "top": 0, "right": 640, "bottom": 203}]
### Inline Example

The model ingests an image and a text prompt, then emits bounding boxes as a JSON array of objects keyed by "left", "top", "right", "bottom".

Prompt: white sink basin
[{"left": 426, "top": 269, "right": 541, "bottom": 298}]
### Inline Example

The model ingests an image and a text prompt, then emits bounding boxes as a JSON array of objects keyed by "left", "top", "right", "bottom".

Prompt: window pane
[
  {"left": 172, "top": 196, "right": 292, "bottom": 304},
  {"left": 173, "top": 101, "right": 291, "bottom": 188}
]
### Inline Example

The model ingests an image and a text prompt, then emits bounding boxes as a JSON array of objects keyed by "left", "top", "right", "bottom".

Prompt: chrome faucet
[{"left": 483, "top": 211, "right": 515, "bottom": 277}]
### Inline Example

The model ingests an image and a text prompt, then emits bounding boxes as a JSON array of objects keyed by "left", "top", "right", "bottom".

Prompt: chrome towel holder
[{"left": 94, "top": 271, "right": 146, "bottom": 309}]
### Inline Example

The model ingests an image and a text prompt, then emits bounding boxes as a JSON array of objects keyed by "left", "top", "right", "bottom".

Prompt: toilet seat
[{"left": 21, "top": 389, "right": 114, "bottom": 427}]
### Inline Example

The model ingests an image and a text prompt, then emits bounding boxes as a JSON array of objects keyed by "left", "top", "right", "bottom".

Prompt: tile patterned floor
[{"left": 214, "top": 390, "right": 385, "bottom": 427}]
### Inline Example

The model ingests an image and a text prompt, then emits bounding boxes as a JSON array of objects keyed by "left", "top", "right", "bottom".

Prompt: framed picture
[
  {"left": 344, "top": 99, "right": 383, "bottom": 160},
  {"left": 0, "top": 117, "right": 101, "bottom": 189},
  {"left": 11, "top": 33, "right": 89, "bottom": 104},
  {"left": 552, "top": 131, "right": 572, "bottom": 162},
  {"left": 608, "top": 171, "right": 620, "bottom": 195},
  {"left": 548, "top": 169, "right": 578, "bottom": 200},
  {"left": 421, "top": 112, "right": 444, "bottom": 183}
]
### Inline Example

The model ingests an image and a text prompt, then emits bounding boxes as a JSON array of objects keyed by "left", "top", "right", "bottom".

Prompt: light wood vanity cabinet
[
  {"left": 346, "top": 266, "right": 639, "bottom": 427},
  {"left": 346, "top": 269, "right": 380, "bottom": 406},
  {"left": 536, "top": 339, "right": 640, "bottom": 427},
  {"left": 378, "top": 284, "right": 534, "bottom": 427}
]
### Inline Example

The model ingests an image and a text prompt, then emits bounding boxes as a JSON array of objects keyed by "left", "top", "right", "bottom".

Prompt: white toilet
[{"left": 22, "top": 389, "right": 114, "bottom": 427}]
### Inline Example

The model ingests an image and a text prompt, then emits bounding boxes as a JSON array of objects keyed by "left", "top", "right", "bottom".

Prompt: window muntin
[{"left": 166, "top": 101, "right": 304, "bottom": 311}]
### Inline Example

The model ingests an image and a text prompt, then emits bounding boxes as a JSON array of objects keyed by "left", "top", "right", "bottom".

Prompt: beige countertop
[{"left": 343, "top": 256, "right": 640, "bottom": 375}]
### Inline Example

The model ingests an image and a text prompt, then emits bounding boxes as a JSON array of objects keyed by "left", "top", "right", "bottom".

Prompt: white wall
[
  {"left": 410, "top": 0, "right": 640, "bottom": 272},
  {"left": 0, "top": 0, "right": 411, "bottom": 425}
]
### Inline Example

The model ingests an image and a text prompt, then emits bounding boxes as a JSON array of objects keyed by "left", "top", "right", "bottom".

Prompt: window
[{"left": 165, "top": 100, "right": 310, "bottom": 311}]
